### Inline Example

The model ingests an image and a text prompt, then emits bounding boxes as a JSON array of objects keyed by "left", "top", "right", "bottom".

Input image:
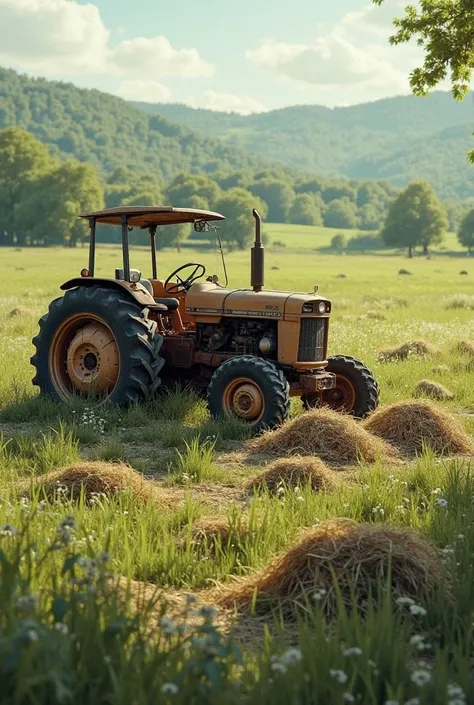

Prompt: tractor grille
[{"left": 297, "top": 318, "right": 327, "bottom": 362}]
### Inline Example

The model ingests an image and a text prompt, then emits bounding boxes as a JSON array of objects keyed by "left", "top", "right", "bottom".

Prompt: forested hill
[
  {"left": 0, "top": 67, "right": 275, "bottom": 181},
  {"left": 134, "top": 93, "right": 474, "bottom": 199}
]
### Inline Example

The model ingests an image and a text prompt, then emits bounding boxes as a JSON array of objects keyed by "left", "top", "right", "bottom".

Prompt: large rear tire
[
  {"left": 31, "top": 285, "right": 164, "bottom": 405},
  {"left": 207, "top": 356, "right": 290, "bottom": 433},
  {"left": 302, "top": 355, "right": 379, "bottom": 418}
]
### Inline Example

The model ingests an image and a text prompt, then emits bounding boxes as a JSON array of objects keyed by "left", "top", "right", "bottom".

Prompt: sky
[{"left": 0, "top": 0, "right": 428, "bottom": 114}]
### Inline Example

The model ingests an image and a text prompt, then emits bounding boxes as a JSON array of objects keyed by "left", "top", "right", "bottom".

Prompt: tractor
[{"left": 31, "top": 205, "right": 379, "bottom": 431}]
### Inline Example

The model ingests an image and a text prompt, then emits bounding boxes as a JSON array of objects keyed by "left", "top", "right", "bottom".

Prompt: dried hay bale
[
  {"left": 247, "top": 456, "right": 336, "bottom": 494},
  {"left": 460, "top": 270, "right": 468, "bottom": 275},
  {"left": 248, "top": 409, "right": 398, "bottom": 467},
  {"left": 336, "top": 273, "right": 347, "bottom": 279},
  {"left": 398, "top": 268, "right": 412, "bottom": 275},
  {"left": 271, "top": 266, "right": 280, "bottom": 270},
  {"left": 35, "top": 461, "right": 163, "bottom": 505},
  {"left": 8, "top": 306, "right": 34, "bottom": 318},
  {"left": 432, "top": 364, "right": 450, "bottom": 375},
  {"left": 179, "top": 516, "right": 250, "bottom": 553},
  {"left": 218, "top": 520, "right": 442, "bottom": 620},
  {"left": 414, "top": 379, "right": 454, "bottom": 401},
  {"left": 378, "top": 340, "right": 437, "bottom": 362},
  {"left": 454, "top": 340, "right": 474, "bottom": 357},
  {"left": 366, "top": 310, "right": 386, "bottom": 320},
  {"left": 364, "top": 401, "right": 474, "bottom": 457}
]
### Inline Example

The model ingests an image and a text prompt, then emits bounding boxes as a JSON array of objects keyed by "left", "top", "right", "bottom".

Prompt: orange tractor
[{"left": 31, "top": 206, "right": 379, "bottom": 431}]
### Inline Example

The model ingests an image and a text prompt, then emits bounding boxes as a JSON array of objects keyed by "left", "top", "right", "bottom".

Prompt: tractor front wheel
[
  {"left": 31, "top": 285, "right": 164, "bottom": 405},
  {"left": 207, "top": 356, "right": 290, "bottom": 432},
  {"left": 302, "top": 355, "right": 379, "bottom": 418}
]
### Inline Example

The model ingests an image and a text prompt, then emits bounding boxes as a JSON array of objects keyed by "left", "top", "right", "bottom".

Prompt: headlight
[
  {"left": 302, "top": 303, "right": 313, "bottom": 313},
  {"left": 129, "top": 269, "right": 141, "bottom": 283},
  {"left": 317, "top": 301, "right": 327, "bottom": 314}
]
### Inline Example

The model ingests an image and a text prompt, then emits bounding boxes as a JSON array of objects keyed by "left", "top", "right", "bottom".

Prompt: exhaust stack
[{"left": 251, "top": 209, "right": 264, "bottom": 292}]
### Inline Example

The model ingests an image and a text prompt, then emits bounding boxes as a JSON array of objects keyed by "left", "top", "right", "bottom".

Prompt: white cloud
[
  {"left": 246, "top": 33, "right": 407, "bottom": 92},
  {"left": 188, "top": 90, "right": 266, "bottom": 115},
  {"left": 340, "top": 1, "right": 407, "bottom": 38},
  {"left": 111, "top": 36, "right": 214, "bottom": 79},
  {"left": 0, "top": 0, "right": 109, "bottom": 74},
  {"left": 115, "top": 80, "right": 171, "bottom": 103},
  {"left": 0, "top": 0, "right": 213, "bottom": 83}
]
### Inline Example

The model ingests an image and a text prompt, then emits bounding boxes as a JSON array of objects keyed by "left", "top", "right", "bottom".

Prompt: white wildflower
[
  {"left": 409, "top": 605, "right": 427, "bottom": 617},
  {"left": 384, "top": 701, "right": 399, "bottom": 705},
  {"left": 435, "top": 498, "right": 448, "bottom": 508},
  {"left": 447, "top": 684, "right": 465, "bottom": 699},
  {"left": 343, "top": 694, "right": 355, "bottom": 703},
  {"left": 160, "top": 683, "right": 179, "bottom": 695},
  {"left": 281, "top": 647, "right": 302, "bottom": 665},
  {"left": 329, "top": 669, "right": 348, "bottom": 684},
  {"left": 0, "top": 524, "right": 19, "bottom": 537},
  {"left": 404, "top": 699, "right": 420, "bottom": 705},
  {"left": 410, "top": 669, "right": 431, "bottom": 686},
  {"left": 27, "top": 628, "right": 39, "bottom": 642},
  {"left": 342, "top": 646, "right": 363, "bottom": 657},
  {"left": 396, "top": 597, "right": 415, "bottom": 606},
  {"left": 54, "top": 623, "right": 69, "bottom": 635},
  {"left": 313, "top": 588, "right": 327, "bottom": 601}
]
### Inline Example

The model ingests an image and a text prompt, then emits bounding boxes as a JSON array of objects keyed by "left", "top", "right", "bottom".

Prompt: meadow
[{"left": 1, "top": 227, "right": 474, "bottom": 704}]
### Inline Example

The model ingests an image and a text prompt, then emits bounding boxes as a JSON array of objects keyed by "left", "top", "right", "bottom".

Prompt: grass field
[{"left": 2, "top": 231, "right": 474, "bottom": 704}]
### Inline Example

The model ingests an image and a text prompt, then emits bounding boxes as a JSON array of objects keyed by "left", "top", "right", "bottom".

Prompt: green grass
[{"left": 2, "top": 233, "right": 474, "bottom": 703}]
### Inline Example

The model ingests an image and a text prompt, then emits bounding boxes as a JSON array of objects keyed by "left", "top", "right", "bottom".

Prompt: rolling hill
[
  {"left": 134, "top": 93, "right": 474, "bottom": 199},
  {"left": 0, "top": 67, "right": 276, "bottom": 182}
]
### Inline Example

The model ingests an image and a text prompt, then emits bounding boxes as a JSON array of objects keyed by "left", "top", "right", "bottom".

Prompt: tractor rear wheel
[
  {"left": 302, "top": 355, "right": 379, "bottom": 418},
  {"left": 31, "top": 285, "right": 164, "bottom": 405},
  {"left": 207, "top": 356, "right": 290, "bottom": 432}
]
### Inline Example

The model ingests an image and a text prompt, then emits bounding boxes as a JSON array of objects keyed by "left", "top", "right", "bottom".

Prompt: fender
[{"left": 60, "top": 277, "right": 168, "bottom": 312}]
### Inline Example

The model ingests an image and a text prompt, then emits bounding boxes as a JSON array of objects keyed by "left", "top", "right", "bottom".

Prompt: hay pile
[
  {"left": 398, "top": 268, "right": 412, "bottom": 275},
  {"left": 455, "top": 340, "right": 474, "bottom": 357},
  {"left": 432, "top": 364, "right": 450, "bottom": 375},
  {"left": 247, "top": 456, "right": 336, "bottom": 494},
  {"left": 364, "top": 401, "right": 474, "bottom": 457},
  {"left": 378, "top": 340, "right": 437, "bottom": 362},
  {"left": 181, "top": 517, "right": 249, "bottom": 553},
  {"left": 218, "top": 520, "right": 442, "bottom": 620},
  {"left": 414, "top": 379, "right": 454, "bottom": 401},
  {"left": 35, "top": 462, "right": 163, "bottom": 505},
  {"left": 8, "top": 306, "right": 34, "bottom": 318},
  {"left": 248, "top": 409, "right": 398, "bottom": 466}
]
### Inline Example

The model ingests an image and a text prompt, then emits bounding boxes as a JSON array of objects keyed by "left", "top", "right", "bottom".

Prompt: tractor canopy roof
[{"left": 79, "top": 206, "right": 225, "bottom": 228}]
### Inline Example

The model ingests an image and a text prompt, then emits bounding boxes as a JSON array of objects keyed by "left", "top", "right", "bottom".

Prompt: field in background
[{"left": 2, "top": 234, "right": 474, "bottom": 703}]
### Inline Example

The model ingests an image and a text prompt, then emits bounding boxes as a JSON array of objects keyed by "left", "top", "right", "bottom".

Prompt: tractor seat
[{"left": 154, "top": 297, "right": 180, "bottom": 311}]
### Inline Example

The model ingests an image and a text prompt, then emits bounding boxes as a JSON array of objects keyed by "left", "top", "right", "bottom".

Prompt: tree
[
  {"left": 156, "top": 223, "right": 190, "bottom": 252},
  {"left": 248, "top": 179, "right": 295, "bottom": 223},
  {"left": 458, "top": 209, "right": 474, "bottom": 253},
  {"left": 331, "top": 233, "right": 346, "bottom": 251},
  {"left": 381, "top": 181, "right": 448, "bottom": 257},
  {"left": 167, "top": 172, "right": 220, "bottom": 207},
  {"left": 358, "top": 203, "right": 383, "bottom": 231},
  {"left": 322, "top": 184, "right": 357, "bottom": 204},
  {"left": 323, "top": 198, "right": 358, "bottom": 229},
  {"left": 0, "top": 127, "right": 55, "bottom": 243},
  {"left": 373, "top": 0, "right": 474, "bottom": 102},
  {"left": 288, "top": 193, "right": 323, "bottom": 226},
  {"left": 15, "top": 160, "right": 104, "bottom": 246},
  {"left": 215, "top": 188, "right": 267, "bottom": 250}
]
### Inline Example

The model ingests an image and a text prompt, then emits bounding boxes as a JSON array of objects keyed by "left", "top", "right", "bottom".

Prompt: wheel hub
[
  {"left": 66, "top": 323, "right": 119, "bottom": 394},
  {"left": 223, "top": 378, "right": 265, "bottom": 422}
]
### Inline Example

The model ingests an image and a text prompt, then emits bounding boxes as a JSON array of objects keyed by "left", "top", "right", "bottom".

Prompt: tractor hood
[{"left": 185, "top": 282, "right": 331, "bottom": 321}]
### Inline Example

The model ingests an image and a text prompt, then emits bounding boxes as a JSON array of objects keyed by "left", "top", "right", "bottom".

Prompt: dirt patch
[
  {"left": 364, "top": 401, "right": 474, "bottom": 457},
  {"left": 248, "top": 409, "right": 399, "bottom": 467},
  {"left": 217, "top": 520, "right": 443, "bottom": 620}
]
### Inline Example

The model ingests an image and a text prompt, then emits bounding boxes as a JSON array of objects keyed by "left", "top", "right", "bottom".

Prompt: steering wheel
[{"left": 164, "top": 262, "right": 206, "bottom": 294}]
